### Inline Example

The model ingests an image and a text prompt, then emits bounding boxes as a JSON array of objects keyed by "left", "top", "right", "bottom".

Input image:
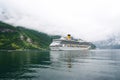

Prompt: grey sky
[{"left": 0, "top": 0, "right": 120, "bottom": 41}]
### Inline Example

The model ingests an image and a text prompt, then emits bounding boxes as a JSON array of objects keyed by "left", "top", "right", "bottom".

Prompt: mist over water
[{"left": 0, "top": 50, "right": 120, "bottom": 80}]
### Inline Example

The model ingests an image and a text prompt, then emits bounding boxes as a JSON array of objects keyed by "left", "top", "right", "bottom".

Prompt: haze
[{"left": 0, "top": 0, "right": 120, "bottom": 41}]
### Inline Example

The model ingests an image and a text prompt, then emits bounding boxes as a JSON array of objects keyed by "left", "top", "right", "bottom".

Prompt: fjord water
[{"left": 0, "top": 50, "right": 120, "bottom": 80}]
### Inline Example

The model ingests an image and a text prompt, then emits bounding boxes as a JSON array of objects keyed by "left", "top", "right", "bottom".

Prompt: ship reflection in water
[
  {"left": 0, "top": 50, "right": 120, "bottom": 80},
  {"left": 50, "top": 50, "right": 89, "bottom": 69}
]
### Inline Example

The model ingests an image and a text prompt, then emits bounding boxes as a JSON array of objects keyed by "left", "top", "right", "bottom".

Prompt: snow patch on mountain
[{"left": 94, "top": 34, "right": 120, "bottom": 49}]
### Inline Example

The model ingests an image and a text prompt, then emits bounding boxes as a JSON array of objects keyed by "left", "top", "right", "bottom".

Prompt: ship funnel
[{"left": 67, "top": 34, "right": 71, "bottom": 40}]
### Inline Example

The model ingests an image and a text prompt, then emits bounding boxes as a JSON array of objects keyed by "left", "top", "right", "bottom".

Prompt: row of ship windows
[
  {"left": 63, "top": 44, "right": 88, "bottom": 48},
  {"left": 52, "top": 44, "right": 88, "bottom": 48}
]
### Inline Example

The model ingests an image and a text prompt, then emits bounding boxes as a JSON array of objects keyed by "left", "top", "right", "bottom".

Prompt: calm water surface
[{"left": 0, "top": 50, "right": 120, "bottom": 80}]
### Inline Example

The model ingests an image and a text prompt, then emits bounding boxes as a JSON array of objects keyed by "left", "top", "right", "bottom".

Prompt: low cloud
[{"left": 0, "top": 0, "right": 120, "bottom": 41}]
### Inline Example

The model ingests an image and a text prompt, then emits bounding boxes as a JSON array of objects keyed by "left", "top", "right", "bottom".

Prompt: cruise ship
[{"left": 50, "top": 34, "right": 95, "bottom": 50}]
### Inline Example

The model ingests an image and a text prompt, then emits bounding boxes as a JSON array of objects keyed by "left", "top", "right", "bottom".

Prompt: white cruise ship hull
[
  {"left": 50, "top": 46, "right": 90, "bottom": 51},
  {"left": 49, "top": 35, "right": 95, "bottom": 51}
]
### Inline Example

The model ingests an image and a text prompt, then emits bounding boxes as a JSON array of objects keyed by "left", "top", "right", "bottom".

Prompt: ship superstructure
[{"left": 50, "top": 34, "right": 93, "bottom": 50}]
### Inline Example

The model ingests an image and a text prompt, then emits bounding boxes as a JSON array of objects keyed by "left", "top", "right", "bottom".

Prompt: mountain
[
  {"left": 0, "top": 21, "right": 96, "bottom": 50},
  {"left": 94, "top": 35, "right": 120, "bottom": 49},
  {"left": 0, "top": 8, "right": 95, "bottom": 50},
  {"left": 0, "top": 21, "right": 58, "bottom": 50}
]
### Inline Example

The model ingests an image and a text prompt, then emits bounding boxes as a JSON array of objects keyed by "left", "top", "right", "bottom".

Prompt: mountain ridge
[{"left": 0, "top": 21, "right": 61, "bottom": 50}]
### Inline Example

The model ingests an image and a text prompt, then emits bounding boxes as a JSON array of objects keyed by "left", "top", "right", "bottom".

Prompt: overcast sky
[{"left": 0, "top": 0, "right": 120, "bottom": 41}]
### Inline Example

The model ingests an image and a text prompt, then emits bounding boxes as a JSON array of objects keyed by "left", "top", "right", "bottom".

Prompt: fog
[{"left": 0, "top": 0, "right": 120, "bottom": 41}]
